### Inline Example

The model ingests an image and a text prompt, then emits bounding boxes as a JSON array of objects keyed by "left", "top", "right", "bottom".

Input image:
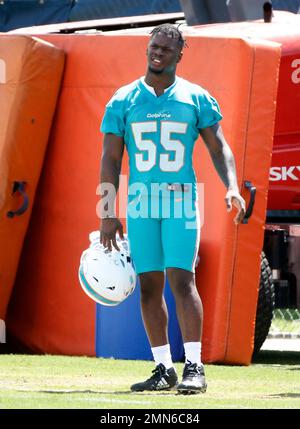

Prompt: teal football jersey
[{"left": 100, "top": 76, "right": 222, "bottom": 199}]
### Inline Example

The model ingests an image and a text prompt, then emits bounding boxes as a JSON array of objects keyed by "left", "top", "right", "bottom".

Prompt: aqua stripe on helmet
[{"left": 79, "top": 268, "right": 120, "bottom": 306}]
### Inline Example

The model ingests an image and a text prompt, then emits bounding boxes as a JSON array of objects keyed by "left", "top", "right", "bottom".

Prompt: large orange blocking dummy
[
  {"left": 6, "top": 31, "right": 280, "bottom": 363},
  {"left": 0, "top": 35, "right": 64, "bottom": 342}
]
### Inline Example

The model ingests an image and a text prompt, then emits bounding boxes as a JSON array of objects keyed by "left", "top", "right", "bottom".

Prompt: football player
[{"left": 99, "top": 24, "right": 245, "bottom": 394}]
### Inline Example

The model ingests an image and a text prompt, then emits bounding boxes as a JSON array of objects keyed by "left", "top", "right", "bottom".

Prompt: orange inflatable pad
[
  {"left": 187, "top": 36, "right": 281, "bottom": 364},
  {"left": 0, "top": 35, "right": 64, "bottom": 340},
  {"left": 6, "top": 33, "right": 280, "bottom": 363}
]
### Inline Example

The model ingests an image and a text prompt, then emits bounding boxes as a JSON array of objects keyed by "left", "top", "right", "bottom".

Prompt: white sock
[
  {"left": 184, "top": 342, "right": 202, "bottom": 366},
  {"left": 151, "top": 344, "right": 173, "bottom": 369}
]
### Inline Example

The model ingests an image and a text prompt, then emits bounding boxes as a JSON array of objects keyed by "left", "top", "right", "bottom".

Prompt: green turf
[{"left": 0, "top": 352, "right": 299, "bottom": 409}]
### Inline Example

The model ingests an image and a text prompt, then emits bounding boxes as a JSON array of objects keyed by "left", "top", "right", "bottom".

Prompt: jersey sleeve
[
  {"left": 196, "top": 90, "right": 223, "bottom": 130},
  {"left": 100, "top": 95, "right": 125, "bottom": 137}
]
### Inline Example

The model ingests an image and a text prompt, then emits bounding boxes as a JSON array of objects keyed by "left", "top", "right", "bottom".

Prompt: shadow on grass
[
  {"left": 38, "top": 390, "right": 131, "bottom": 395},
  {"left": 252, "top": 350, "right": 300, "bottom": 366},
  {"left": 37, "top": 389, "right": 178, "bottom": 396},
  {"left": 267, "top": 393, "right": 300, "bottom": 398}
]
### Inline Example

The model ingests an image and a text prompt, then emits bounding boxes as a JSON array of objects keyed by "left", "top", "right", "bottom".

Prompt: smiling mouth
[{"left": 152, "top": 58, "right": 162, "bottom": 65}]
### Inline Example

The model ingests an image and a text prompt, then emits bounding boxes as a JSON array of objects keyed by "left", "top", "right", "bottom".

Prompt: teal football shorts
[{"left": 126, "top": 190, "right": 200, "bottom": 275}]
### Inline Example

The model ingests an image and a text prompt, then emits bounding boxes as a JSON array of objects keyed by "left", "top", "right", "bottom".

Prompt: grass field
[{"left": 0, "top": 351, "right": 299, "bottom": 409}]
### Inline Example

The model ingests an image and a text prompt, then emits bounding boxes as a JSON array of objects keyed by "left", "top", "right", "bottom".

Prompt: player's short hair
[{"left": 150, "top": 23, "right": 186, "bottom": 50}]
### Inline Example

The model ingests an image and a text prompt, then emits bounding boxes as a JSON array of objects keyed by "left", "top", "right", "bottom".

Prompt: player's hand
[
  {"left": 225, "top": 189, "right": 246, "bottom": 225},
  {"left": 100, "top": 217, "right": 124, "bottom": 251}
]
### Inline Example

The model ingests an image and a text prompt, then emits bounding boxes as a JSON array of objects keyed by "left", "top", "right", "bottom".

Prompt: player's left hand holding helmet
[{"left": 78, "top": 231, "right": 136, "bottom": 306}]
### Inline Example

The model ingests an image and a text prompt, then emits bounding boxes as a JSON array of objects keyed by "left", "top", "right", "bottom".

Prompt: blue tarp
[
  {"left": 69, "top": 0, "right": 182, "bottom": 21},
  {"left": 1, "top": 0, "right": 299, "bottom": 33},
  {"left": 272, "top": 0, "right": 300, "bottom": 12},
  {"left": 0, "top": 0, "right": 74, "bottom": 32},
  {"left": 0, "top": 0, "right": 182, "bottom": 32}
]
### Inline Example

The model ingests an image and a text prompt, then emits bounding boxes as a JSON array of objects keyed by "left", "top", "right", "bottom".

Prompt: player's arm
[
  {"left": 200, "top": 122, "right": 246, "bottom": 224},
  {"left": 99, "top": 133, "right": 125, "bottom": 251}
]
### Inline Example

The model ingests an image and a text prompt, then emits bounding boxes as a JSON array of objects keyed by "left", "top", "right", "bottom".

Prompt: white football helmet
[{"left": 78, "top": 231, "right": 136, "bottom": 306}]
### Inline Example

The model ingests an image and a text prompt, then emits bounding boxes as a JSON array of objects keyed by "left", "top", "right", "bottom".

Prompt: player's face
[{"left": 147, "top": 32, "right": 182, "bottom": 75}]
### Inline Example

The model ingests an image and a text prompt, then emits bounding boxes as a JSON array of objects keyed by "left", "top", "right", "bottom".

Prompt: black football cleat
[
  {"left": 177, "top": 361, "right": 207, "bottom": 395},
  {"left": 130, "top": 363, "right": 178, "bottom": 392}
]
